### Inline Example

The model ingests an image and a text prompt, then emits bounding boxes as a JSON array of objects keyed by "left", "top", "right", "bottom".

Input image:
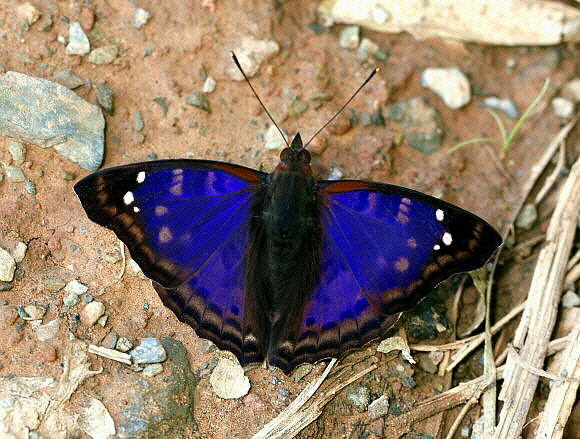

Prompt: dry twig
[{"left": 496, "top": 155, "right": 580, "bottom": 437}]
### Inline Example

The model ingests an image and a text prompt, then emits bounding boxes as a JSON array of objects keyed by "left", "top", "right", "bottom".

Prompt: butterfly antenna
[
  {"left": 304, "top": 67, "right": 379, "bottom": 149},
  {"left": 231, "top": 51, "right": 290, "bottom": 147}
]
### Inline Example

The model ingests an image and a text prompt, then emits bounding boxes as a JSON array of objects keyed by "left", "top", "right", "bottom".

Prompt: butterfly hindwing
[
  {"left": 74, "top": 160, "right": 270, "bottom": 364},
  {"left": 268, "top": 180, "right": 502, "bottom": 372}
]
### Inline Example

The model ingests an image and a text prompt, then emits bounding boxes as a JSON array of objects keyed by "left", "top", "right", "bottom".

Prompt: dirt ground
[{"left": 0, "top": 1, "right": 579, "bottom": 438}]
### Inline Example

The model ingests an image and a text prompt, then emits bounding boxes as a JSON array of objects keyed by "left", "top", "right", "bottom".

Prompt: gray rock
[
  {"left": 562, "top": 290, "right": 580, "bottom": 307},
  {"left": 63, "top": 292, "right": 80, "bottom": 308},
  {"left": 326, "top": 164, "right": 344, "bottom": 180},
  {"left": 25, "top": 179, "right": 36, "bottom": 195},
  {"left": 115, "top": 339, "right": 199, "bottom": 437},
  {"left": 516, "top": 203, "right": 537, "bottom": 230},
  {"left": 8, "top": 140, "right": 25, "bottom": 164},
  {"left": 358, "top": 38, "right": 379, "bottom": 61},
  {"left": 54, "top": 70, "right": 85, "bottom": 89},
  {"left": 226, "top": 36, "right": 279, "bottom": 80},
  {"left": 66, "top": 22, "right": 90, "bottom": 56},
  {"left": 88, "top": 45, "right": 118, "bottom": 65},
  {"left": 3, "top": 164, "right": 25, "bottom": 182},
  {"left": 209, "top": 358, "right": 250, "bottom": 399},
  {"left": 562, "top": 78, "right": 580, "bottom": 102},
  {"left": 0, "top": 71, "right": 104, "bottom": 171},
  {"left": 287, "top": 100, "right": 308, "bottom": 118},
  {"left": 293, "top": 364, "right": 313, "bottom": 382},
  {"left": 479, "top": 96, "right": 518, "bottom": 119},
  {"left": 133, "top": 110, "right": 144, "bottom": 131},
  {"left": 418, "top": 353, "right": 438, "bottom": 374},
  {"left": 339, "top": 25, "right": 360, "bottom": 49},
  {"left": 368, "top": 395, "right": 389, "bottom": 420},
  {"left": 185, "top": 92, "right": 210, "bottom": 113},
  {"left": 386, "top": 97, "right": 445, "bottom": 154},
  {"left": 130, "top": 337, "right": 167, "bottom": 364},
  {"left": 552, "top": 97, "right": 574, "bottom": 118},
  {"left": 0, "top": 248, "right": 16, "bottom": 282},
  {"left": 133, "top": 8, "right": 151, "bottom": 29},
  {"left": 143, "top": 363, "right": 163, "bottom": 377},
  {"left": 96, "top": 83, "right": 114, "bottom": 115},
  {"left": 12, "top": 242, "right": 27, "bottom": 263},
  {"left": 42, "top": 277, "right": 66, "bottom": 293},
  {"left": 346, "top": 385, "right": 370, "bottom": 411},
  {"left": 420, "top": 67, "right": 471, "bottom": 109}
]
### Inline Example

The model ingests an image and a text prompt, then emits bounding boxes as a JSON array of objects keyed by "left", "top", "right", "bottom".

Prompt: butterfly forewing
[
  {"left": 267, "top": 180, "right": 501, "bottom": 373},
  {"left": 74, "top": 160, "right": 270, "bottom": 364}
]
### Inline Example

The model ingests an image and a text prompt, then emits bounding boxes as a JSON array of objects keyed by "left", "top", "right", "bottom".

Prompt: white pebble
[
  {"left": 0, "top": 248, "right": 16, "bottom": 282},
  {"left": 420, "top": 67, "right": 471, "bottom": 109},
  {"left": 210, "top": 358, "right": 250, "bottom": 399},
  {"left": 80, "top": 301, "right": 105, "bottom": 327}
]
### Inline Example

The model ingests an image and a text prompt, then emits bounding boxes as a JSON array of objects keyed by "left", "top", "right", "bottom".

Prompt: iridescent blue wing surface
[
  {"left": 74, "top": 160, "right": 270, "bottom": 365},
  {"left": 268, "top": 180, "right": 502, "bottom": 372}
]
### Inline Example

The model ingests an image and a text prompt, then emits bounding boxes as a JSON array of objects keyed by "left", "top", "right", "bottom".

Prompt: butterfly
[{"left": 74, "top": 130, "right": 502, "bottom": 374}]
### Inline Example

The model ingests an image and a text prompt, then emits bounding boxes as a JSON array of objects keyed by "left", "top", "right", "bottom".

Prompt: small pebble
[
  {"left": 185, "top": 92, "right": 211, "bottom": 113},
  {"left": 264, "top": 125, "right": 288, "bottom": 150},
  {"left": 552, "top": 97, "right": 574, "bottom": 118},
  {"left": 43, "top": 277, "right": 66, "bottom": 293},
  {"left": 200, "top": 339, "right": 216, "bottom": 353},
  {"left": 515, "top": 203, "right": 537, "bottom": 230},
  {"left": 101, "top": 330, "right": 118, "bottom": 349},
  {"left": 346, "top": 385, "right": 370, "bottom": 411},
  {"left": 143, "top": 363, "right": 163, "bottom": 377},
  {"left": 96, "top": 83, "right": 114, "bottom": 115},
  {"left": 327, "top": 112, "right": 351, "bottom": 135},
  {"left": 66, "top": 21, "right": 90, "bottom": 56},
  {"left": 60, "top": 170, "right": 76, "bottom": 180},
  {"left": 79, "top": 301, "right": 105, "bottom": 327},
  {"left": 54, "top": 71, "right": 85, "bottom": 89},
  {"left": 116, "top": 336, "right": 133, "bottom": 352},
  {"left": 293, "top": 364, "right": 313, "bottom": 382},
  {"left": 36, "top": 318, "right": 60, "bottom": 341},
  {"left": 209, "top": 358, "right": 251, "bottom": 399},
  {"left": 153, "top": 97, "right": 169, "bottom": 117},
  {"left": 133, "top": 110, "right": 144, "bottom": 131},
  {"left": 17, "top": 2, "right": 41, "bottom": 26},
  {"left": 562, "top": 290, "right": 580, "bottom": 307},
  {"left": 202, "top": 77, "right": 216, "bottom": 94},
  {"left": 97, "top": 314, "right": 108, "bottom": 327},
  {"left": 368, "top": 395, "right": 389, "bottom": 420},
  {"left": 64, "top": 279, "right": 88, "bottom": 295},
  {"left": 63, "top": 292, "right": 80, "bottom": 308},
  {"left": 420, "top": 67, "right": 471, "bottom": 109},
  {"left": 23, "top": 305, "right": 46, "bottom": 320},
  {"left": 83, "top": 293, "right": 93, "bottom": 303},
  {"left": 339, "top": 25, "right": 359, "bottom": 49},
  {"left": 479, "top": 96, "right": 518, "bottom": 119},
  {"left": 3, "top": 165, "right": 25, "bottom": 182},
  {"left": 0, "top": 248, "right": 16, "bottom": 282},
  {"left": 326, "top": 164, "right": 344, "bottom": 180},
  {"left": 133, "top": 8, "right": 151, "bottom": 29},
  {"left": 8, "top": 141, "right": 25, "bottom": 164},
  {"left": 287, "top": 100, "right": 308, "bottom": 118},
  {"left": 25, "top": 179, "right": 36, "bottom": 195},
  {"left": 0, "top": 305, "right": 17, "bottom": 329},
  {"left": 79, "top": 6, "right": 95, "bottom": 31},
  {"left": 358, "top": 38, "right": 379, "bottom": 61},
  {"left": 562, "top": 78, "right": 580, "bottom": 102},
  {"left": 88, "top": 45, "right": 118, "bottom": 65},
  {"left": 130, "top": 337, "right": 167, "bottom": 364}
]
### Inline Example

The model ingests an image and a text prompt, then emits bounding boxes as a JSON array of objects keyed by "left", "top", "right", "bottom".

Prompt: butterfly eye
[
  {"left": 298, "top": 149, "right": 311, "bottom": 165},
  {"left": 280, "top": 148, "right": 293, "bottom": 164}
]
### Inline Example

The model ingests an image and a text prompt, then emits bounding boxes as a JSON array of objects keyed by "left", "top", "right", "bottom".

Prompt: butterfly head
[{"left": 277, "top": 133, "right": 312, "bottom": 174}]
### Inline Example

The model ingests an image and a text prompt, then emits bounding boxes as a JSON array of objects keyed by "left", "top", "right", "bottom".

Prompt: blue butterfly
[{"left": 74, "top": 131, "right": 501, "bottom": 374}]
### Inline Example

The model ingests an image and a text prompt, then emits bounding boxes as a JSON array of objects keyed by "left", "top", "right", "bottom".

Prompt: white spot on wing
[
  {"left": 436, "top": 209, "right": 444, "bottom": 221},
  {"left": 158, "top": 226, "right": 173, "bottom": 244},
  {"left": 123, "top": 191, "right": 134, "bottom": 205},
  {"left": 433, "top": 244, "right": 441, "bottom": 251},
  {"left": 133, "top": 206, "right": 140, "bottom": 213},
  {"left": 443, "top": 232, "right": 453, "bottom": 246},
  {"left": 169, "top": 183, "right": 183, "bottom": 195},
  {"left": 155, "top": 205, "right": 168, "bottom": 216},
  {"left": 136, "top": 171, "right": 146, "bottom": 183}
]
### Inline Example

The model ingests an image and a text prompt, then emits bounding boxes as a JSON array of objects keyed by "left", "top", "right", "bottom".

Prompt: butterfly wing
[
  {"left": 74, "top": 160, "right": 270, "bottom": 365},
  {"left": 269, "top": 180, "right": 502, "bottom": 372}
]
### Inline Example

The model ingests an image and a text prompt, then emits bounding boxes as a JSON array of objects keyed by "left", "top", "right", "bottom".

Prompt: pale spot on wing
[
  {"left": 397, "top": 212, "right": 409, "bottom": 224},
  {"left": 158, "top": 226, "right": 173, "bottom": 244},
  {"left": 434, "top": 244, "right": 441, "bottom": 251},
  {"left": 443, "top": 232, "right": 453, "bottom": 246},
  {"left": 399, "top": 203, "right": 409, "bottom": 213},
  {"left": 169, "top": 183, "right": 183, "bottom": 195},
  {"left": 407, "top": 237, "right": 417, "bottom": 248},
  {"left": 133, "top": 206, "right": 140, "bottom": 213},
  {"left": 436, "top": 209, "right": 444, "bottom": 221},
  {"left": 395, "top": 257, "right": 409, "bottom": 272},
  {"left": 123, "top": 191, "right": 134, "bottom": 205},
  {"left": 172, "top": 168, "right": 183, "bottom": 175},
  {"left": 155, "top": 205, "right": 168, "bottom": 216},
  {"left": 401, "top": 197, "right": 411, "bottom": 205},
  {"left": 136, "top": 171, "right": 146, "bottom": 183}
]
